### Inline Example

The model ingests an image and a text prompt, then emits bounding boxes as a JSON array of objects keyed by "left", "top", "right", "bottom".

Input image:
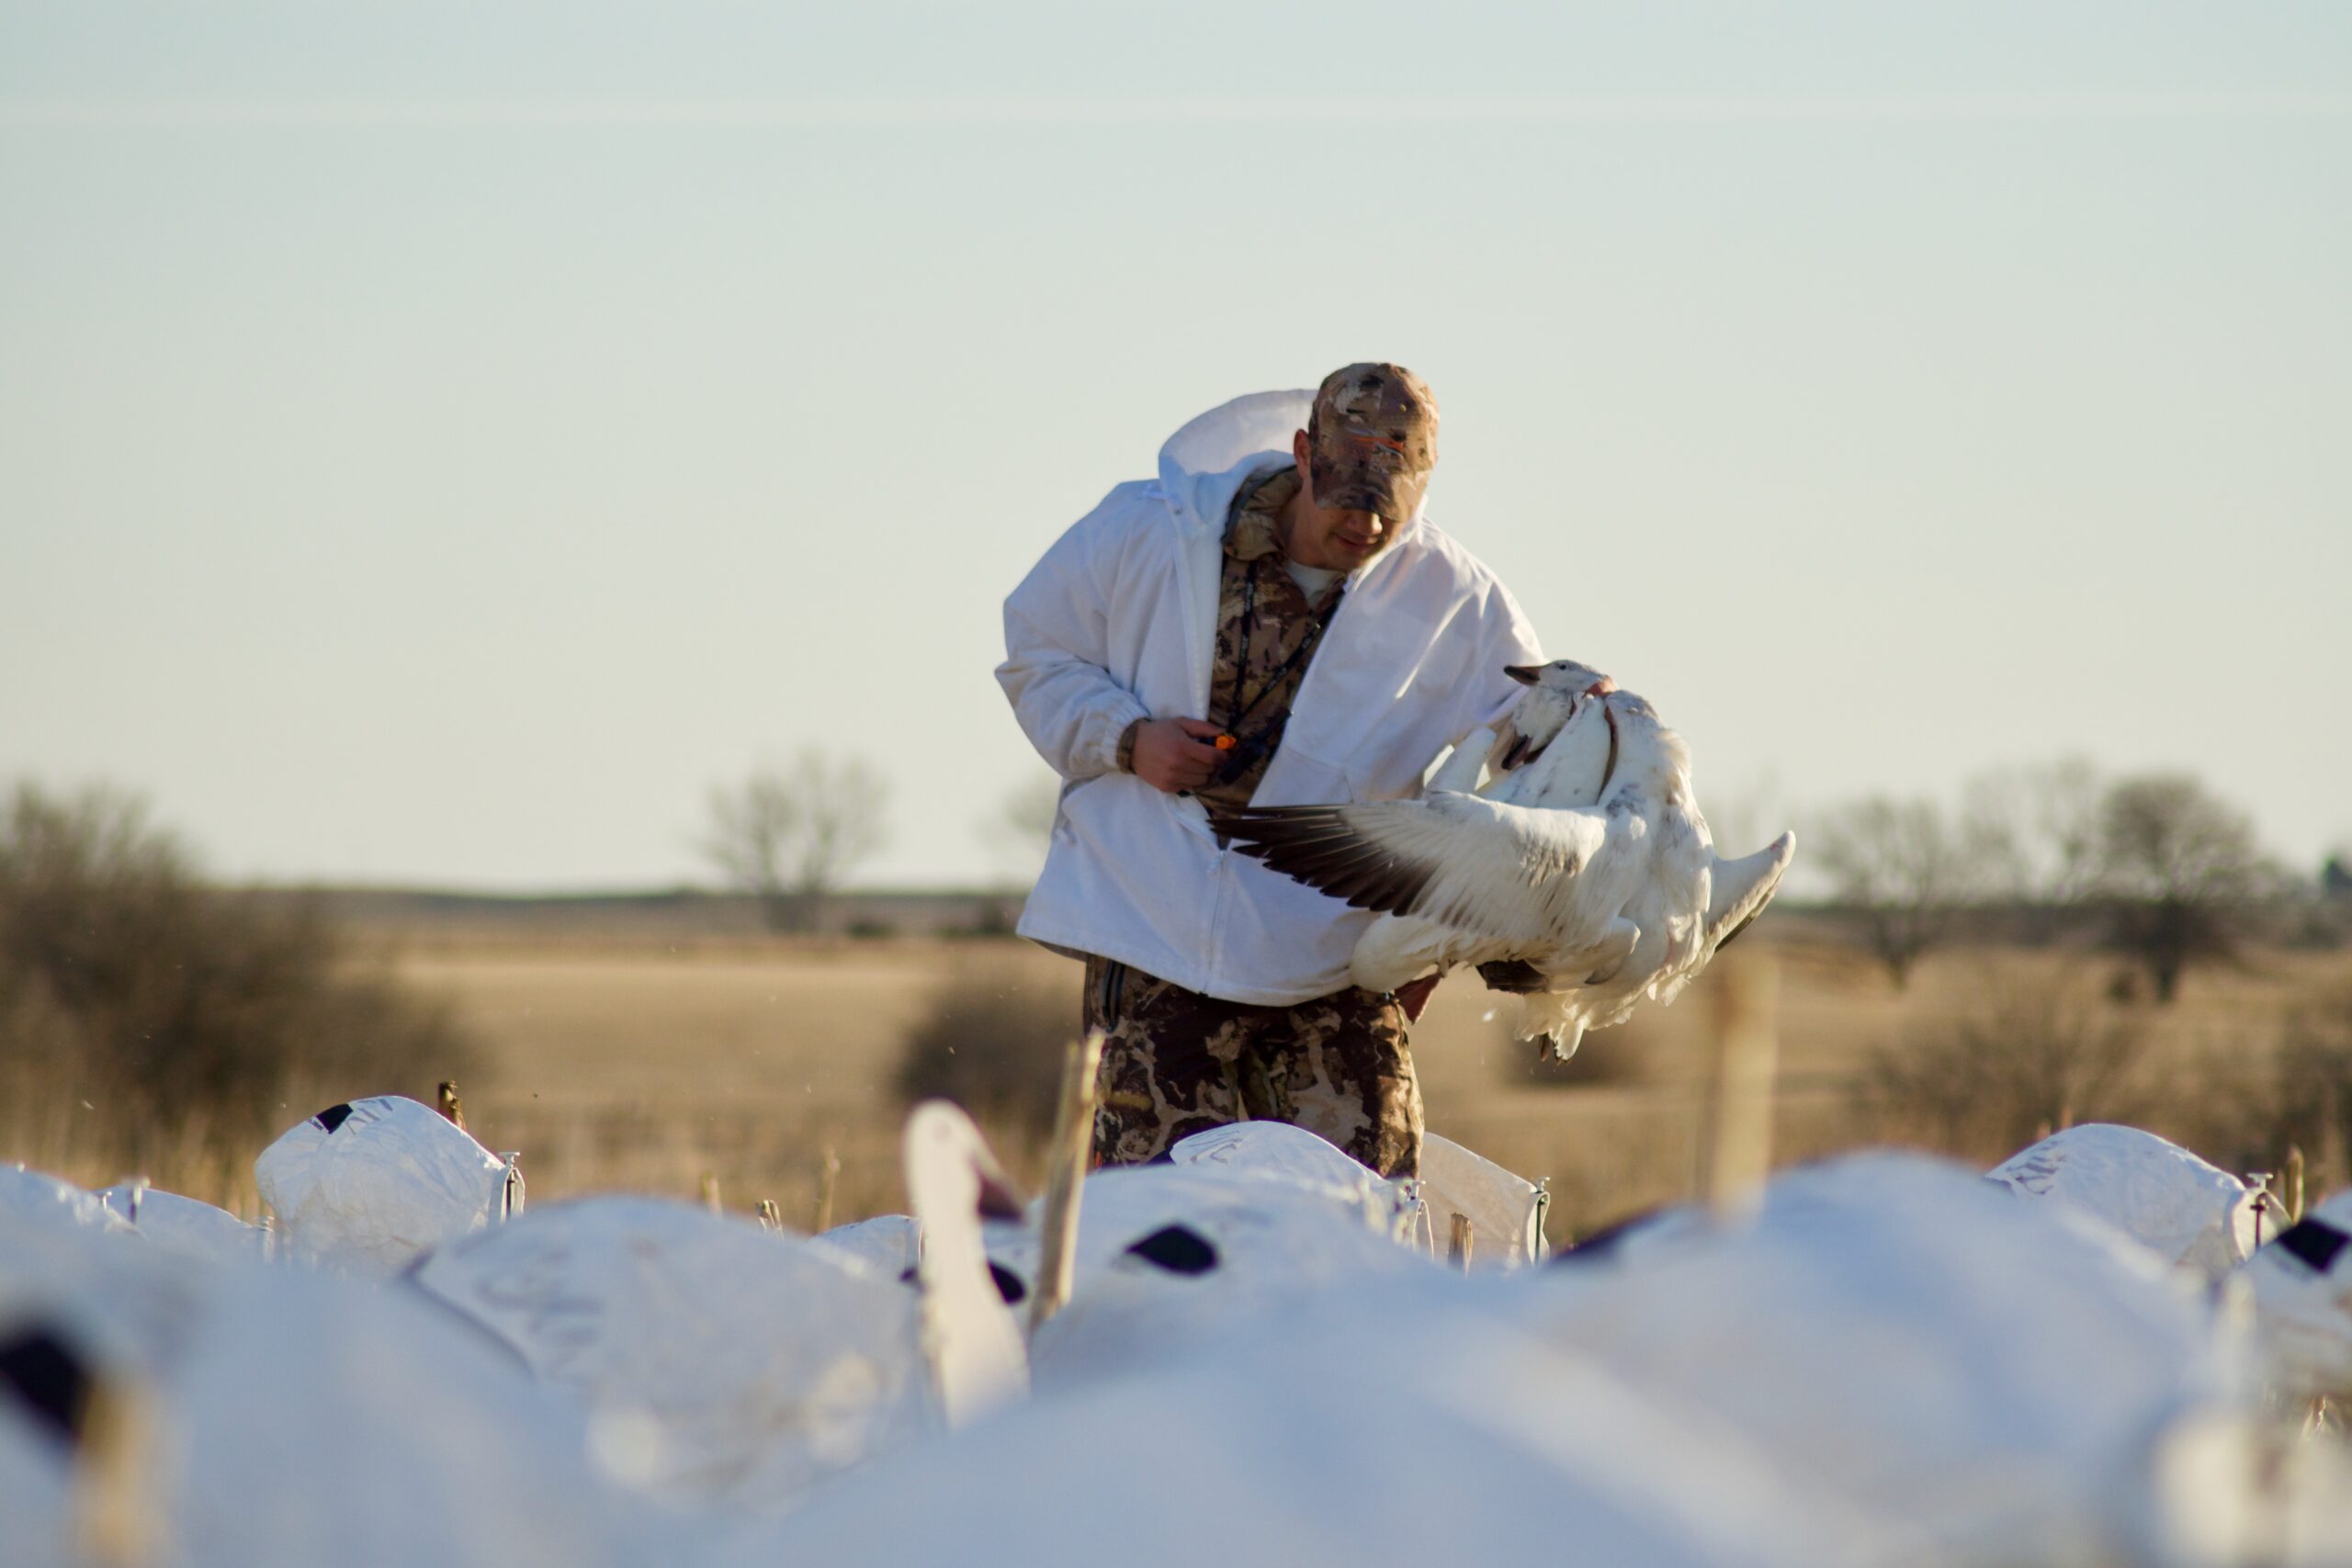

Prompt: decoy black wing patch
[{"left": 1125, "top": 1224, "right": 1219, "bottom": 1276}]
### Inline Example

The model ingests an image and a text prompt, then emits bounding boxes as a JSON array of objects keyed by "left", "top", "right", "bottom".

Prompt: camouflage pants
[{"left": 1082, "top": 956, "right": 1424, "bottom": 1179}]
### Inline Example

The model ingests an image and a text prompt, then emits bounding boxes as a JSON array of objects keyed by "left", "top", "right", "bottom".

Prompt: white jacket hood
[
  {"left": 998, "top": 392, "right": 1540, "bottom": 1005},
  {"left": 1155, "top": 389, "right": 1429, "bottom": 543}
]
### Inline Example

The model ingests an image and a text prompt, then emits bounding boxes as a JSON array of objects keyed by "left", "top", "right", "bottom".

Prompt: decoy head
[{"left": 905, "top": 1100, "right": 1027, "bottom": 1224}]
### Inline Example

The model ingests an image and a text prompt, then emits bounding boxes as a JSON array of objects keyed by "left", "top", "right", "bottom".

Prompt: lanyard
[{"left": 1221, "top": 561, "right": 1346, "bottom": 741}]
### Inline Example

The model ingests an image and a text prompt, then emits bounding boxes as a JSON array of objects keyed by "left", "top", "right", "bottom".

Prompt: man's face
[{"left": 1286, "top": 428, "right": 1404, "bottom": 571}]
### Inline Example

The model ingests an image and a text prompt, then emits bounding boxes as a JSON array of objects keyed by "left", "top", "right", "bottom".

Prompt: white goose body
[
  {"left": 983, "top": 1122, "right": 1426, "bottom": 1392},
  {"left": 1985, "top": 1123, "right": 2262, "bottom": 1283},
  {"left": 254, "top": 1095, "right": 511, "bottom": 1274},
  {"left": 1216, "top": 663, "right": 1793, "bottom": 1056},
  {"left": 2245, "top": 1188, "right": 2352, "bottom": 1401},
  {"left": 410, "top": 1102, "right": 1025, "bottom": 1509}
]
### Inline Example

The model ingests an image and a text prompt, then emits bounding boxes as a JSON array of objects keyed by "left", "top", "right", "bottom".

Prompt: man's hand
[{"left": 1129, "top": 716, "right": 1228, "bottom": 794}]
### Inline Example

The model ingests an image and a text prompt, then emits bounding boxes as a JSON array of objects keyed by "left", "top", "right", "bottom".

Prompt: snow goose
[
  {"left": 1215, "top": 674, "right": 1794, "bottom": 1056},
  {"left": 2244, "top": 1187, "right": 2352, "bottom": 1402},
  {"left": 255, "top": 1095, "right": 514, "bottom": 1273},
  {"left": 1470, "top": 657, "right": 1603, "bottom": 777},
  {"left": 411, "top": 1100, "right": 1024, "bottom": 1510},
  {"left": 1520, "top": 1151, "right": 2248, "bottom": 1567},
  {"left": 1985, "top": 1122, "right": 2262, "bottom": 1283}
]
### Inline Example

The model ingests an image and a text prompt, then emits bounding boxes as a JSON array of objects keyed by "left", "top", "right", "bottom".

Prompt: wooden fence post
[
  {"left": 812, "top": 1148, "right": 842, "bottom": 1235},
  {"left": 1698, "top": 955, "right": 1781, "bottom": 1223}
]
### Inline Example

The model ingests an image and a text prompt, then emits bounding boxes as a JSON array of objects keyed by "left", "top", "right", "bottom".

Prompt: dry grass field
[{"left": 356, "top": 926, "right": 2352, "bottom": 1242}]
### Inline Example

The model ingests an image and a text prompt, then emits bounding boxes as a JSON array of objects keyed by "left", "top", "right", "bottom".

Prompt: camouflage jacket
[{"left": 1193, "top": 467, "right": 1345, "bottom": 812}]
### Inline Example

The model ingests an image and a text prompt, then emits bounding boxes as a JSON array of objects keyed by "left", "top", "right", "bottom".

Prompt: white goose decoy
[
  {"left": 2244, "top": 1187, "right": 2352, "bottom": 1402},
  {"left": 706, "top": 1267, "right": 1892, "bottom": 1568},
  {"left": 411, "top": 1100, "right": 1025, "bottom": 1511},
  {"left": 1165, "top": 1120, "right": 1549, "bottom": 1269},
  {"left": 808, "top": 1213, "right": 920, "bottom": 1276},
  {"left": 412, "top": 1196, "right": 929, "bottom": 1509},
  {"left": 1985, "top": 1123, "right": 2262, "bottom": 1283},
  {"left": 987, "top": 1123, "right": 1429, "bottom": 1393},
  {"left": 0, "top": 1202, "right": 215, "bottom": 1390},
  {"left": 902, "top": 1100, "right": 1031, "bottom": 1427},
  {"left": 1, "top": 1166, "right": 132, "bottom": 1241},
  {"left": 96, "top": 1182, "right": 269, "bottom": 1265},
  {"left": 1214, "top": 669, "right": 1794, "bottom": 1056},
  {"left": 1, "top": 1199, "right": 224, "bottom": 1568},
  {"left": 1519, "top": 1152, "right": 2248, "bottom": 1568},
  {"left": 163, "top": 1261, "right": 664, "bottom": 1568},
  {"left": 255, "top": 1095, "right": 514, "bottom": 1274},
  {"left": 1163, "top": 1118, "right": 1415, "bottom": 1228},
  {"left": 1417, "top": 1133, "right": 1548, "bottom": 1269},
  {"left": 0, "top": 1203, "right": 662, "bottom": 1568}
]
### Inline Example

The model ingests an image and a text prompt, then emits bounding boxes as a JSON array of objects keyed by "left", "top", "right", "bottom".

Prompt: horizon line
[{"left": 5, "top": 92, "right": 2350, "bottom": 130}]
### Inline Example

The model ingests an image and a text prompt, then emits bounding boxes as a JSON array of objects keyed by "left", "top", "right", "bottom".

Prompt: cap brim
[{"left": 1316, "top": 472, "right": 1426, "bottom": 521}]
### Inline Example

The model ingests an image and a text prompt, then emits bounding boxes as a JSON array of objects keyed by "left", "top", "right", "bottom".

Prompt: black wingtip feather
[{"left": 1209, "top": 806, "right": 1440, "bottom": 915}]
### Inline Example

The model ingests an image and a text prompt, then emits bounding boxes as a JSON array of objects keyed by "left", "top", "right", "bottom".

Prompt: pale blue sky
[{"left": 3, "top": 3, "right": 2346, "bottom": 890}]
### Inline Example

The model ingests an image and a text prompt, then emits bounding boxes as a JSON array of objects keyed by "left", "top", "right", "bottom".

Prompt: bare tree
[
  {"left": 2093, "top": 773, "right": 2271, "bottom": 1003},
  {"left": 703, "top": 751, "right": 889, "bottom": 934},
  {"left": 1810, "top": 795, "right": 1984, "bottom": 987},
  {"left": 1962, "top": 758, "right": 2104, "bottom": 940}
]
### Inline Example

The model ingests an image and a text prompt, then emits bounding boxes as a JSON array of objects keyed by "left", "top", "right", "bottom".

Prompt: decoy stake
[{"left": 1030, "top": 1031, "right": 1106, "bottom": 1335}]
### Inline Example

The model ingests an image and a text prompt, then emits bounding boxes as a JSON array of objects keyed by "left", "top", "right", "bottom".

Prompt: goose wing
[{"left": 1213, "top": 793, "right": 1614, "bottom": 947}]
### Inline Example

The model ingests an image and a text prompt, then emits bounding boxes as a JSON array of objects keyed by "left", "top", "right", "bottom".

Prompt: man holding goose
[{"left": 998, "top": 363, "right": 1790, "bottom": 1180}]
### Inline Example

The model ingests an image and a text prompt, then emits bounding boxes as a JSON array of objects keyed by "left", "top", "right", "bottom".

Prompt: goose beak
[
  {"left": 1585, "top": 675, "right": 1616, "bottom": 697},
  {"left": 976, "top": 1169, "right": 1027, "bottom": 1223},
  {"left": 1504, "top": 664, "right": 1542, "bottom": 687}
]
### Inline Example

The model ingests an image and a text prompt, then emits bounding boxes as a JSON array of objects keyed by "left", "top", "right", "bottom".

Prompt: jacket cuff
[{"left": 1115, "top": 718, "right": 1145, "bottom": 773}]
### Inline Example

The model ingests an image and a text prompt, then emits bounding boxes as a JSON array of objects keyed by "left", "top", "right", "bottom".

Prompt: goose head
[
  {"left": 901, "top": 1102, "right": 1029, "bottom": 1427},
  {"left": 1498, "top": 660, "right": 1615, "bottom": 771}
]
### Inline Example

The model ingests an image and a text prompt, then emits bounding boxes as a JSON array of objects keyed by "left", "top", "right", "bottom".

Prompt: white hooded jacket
[{"left": 998, "top": 389, "right": 1543, "bottom": 1005}]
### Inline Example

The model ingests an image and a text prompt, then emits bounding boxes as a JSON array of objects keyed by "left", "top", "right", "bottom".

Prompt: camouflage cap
[{"left": 1306, "top": 362, "right": 1439, "bottom": 523}]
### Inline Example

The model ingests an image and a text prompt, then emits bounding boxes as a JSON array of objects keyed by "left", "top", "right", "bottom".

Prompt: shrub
[
  {"left": 0, "top": 782, "right": 475, "bottom": 1182},
  {"left": 1866, "top": 966, "right": 2151, "bottom": 1163},
  {"left": 892, "top": 958, "right": 1073, "bottom": 1146},
  {"left": 2272, "top": 987, "right": 2352, "bottom": 1176},
  {"left": 2177, "top": 984, "right": 2352, "bottom": 1187}
]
